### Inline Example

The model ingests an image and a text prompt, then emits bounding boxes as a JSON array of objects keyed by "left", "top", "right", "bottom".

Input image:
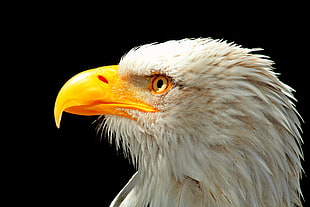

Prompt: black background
[{"left": 10, "top": 3, "right": 310, "bottom": 206}]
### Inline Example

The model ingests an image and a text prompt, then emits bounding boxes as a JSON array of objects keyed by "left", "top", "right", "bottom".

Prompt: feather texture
[{"left": 97, "top": 38, "right": 303, "bottom": 207}]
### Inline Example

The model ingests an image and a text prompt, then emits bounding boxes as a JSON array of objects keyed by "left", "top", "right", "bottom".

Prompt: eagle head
[{"left": 55, "top": 38, "right": 303, "bottom": 207}]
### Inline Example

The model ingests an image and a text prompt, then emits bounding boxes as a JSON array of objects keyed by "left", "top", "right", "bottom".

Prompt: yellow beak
[{"left": 54, "top": 65, "right": 158, "bottom": 128}]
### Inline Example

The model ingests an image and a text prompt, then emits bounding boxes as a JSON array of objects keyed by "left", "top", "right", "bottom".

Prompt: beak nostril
[{"left": 98, "top": 75, "right": 109, "bottom": 84}]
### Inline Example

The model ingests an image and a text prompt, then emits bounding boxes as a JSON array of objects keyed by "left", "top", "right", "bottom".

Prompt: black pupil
[{"left": 157, "top": 79, "right": 164, "bottom": 88}]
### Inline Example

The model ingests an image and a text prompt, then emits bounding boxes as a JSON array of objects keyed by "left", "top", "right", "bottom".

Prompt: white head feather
[{"left": 98, "top": 38, "right": 303, "bottom": 207}]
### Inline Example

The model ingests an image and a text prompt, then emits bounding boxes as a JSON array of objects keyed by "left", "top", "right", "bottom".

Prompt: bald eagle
[{"left": 54, "top": 38, "right": 303, "bottom": 207}]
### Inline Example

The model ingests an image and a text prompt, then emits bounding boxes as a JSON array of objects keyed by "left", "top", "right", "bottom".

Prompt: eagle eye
[{"left": 150, "top": 75, "right": 172, "bottom": 94}]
